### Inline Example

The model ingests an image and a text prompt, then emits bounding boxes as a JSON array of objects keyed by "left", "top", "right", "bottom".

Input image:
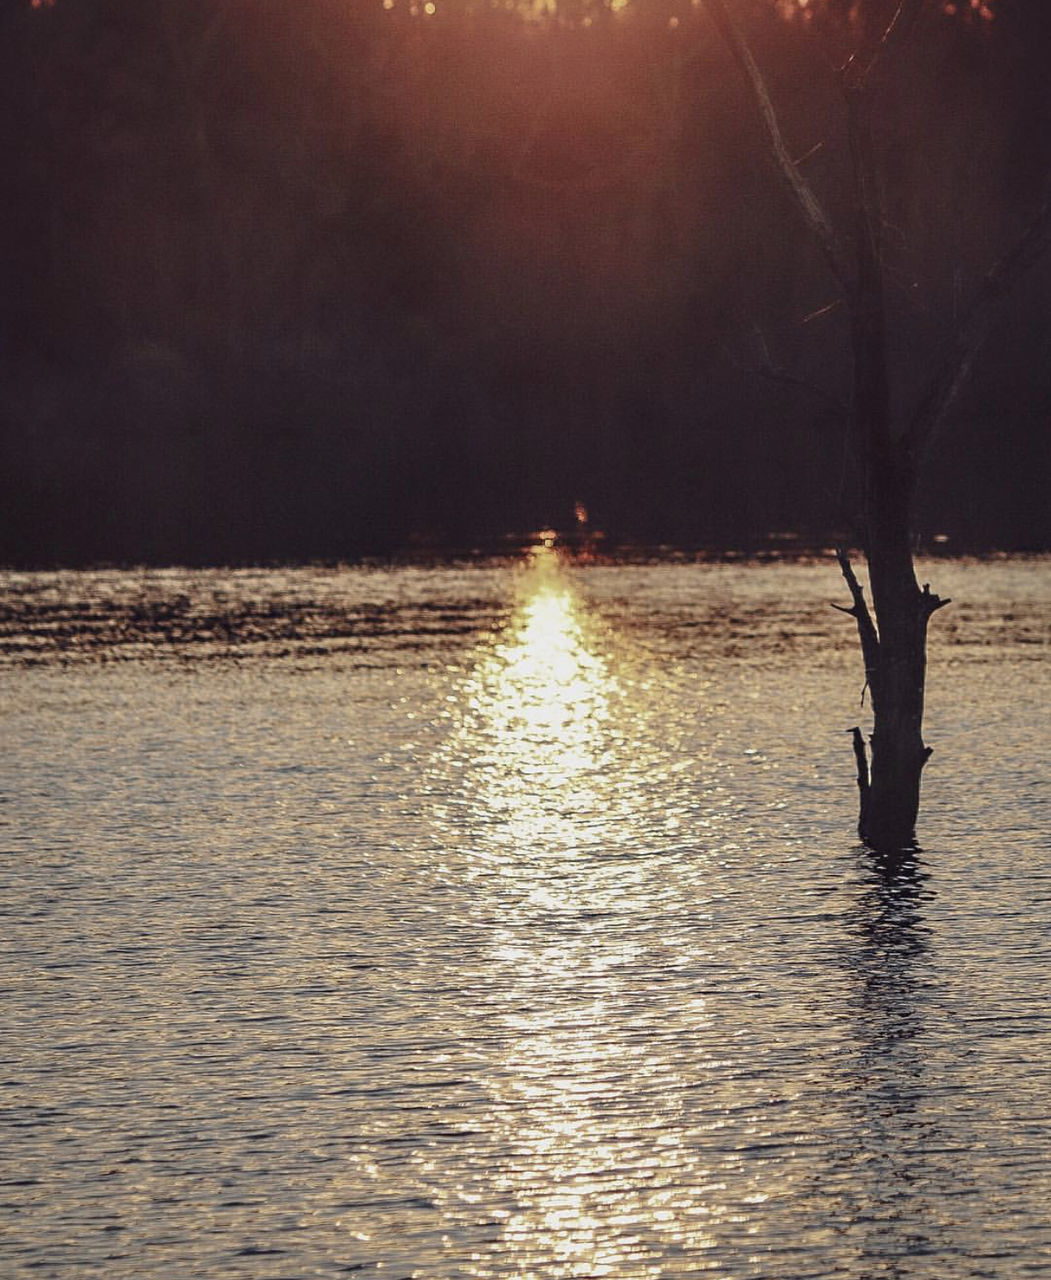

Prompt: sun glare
[
  {"left": 414, "top": 541, "right": 737, "bottom": 1268},
  {"left": 455, "top": 541, "right": 615, "bottom": 852}
]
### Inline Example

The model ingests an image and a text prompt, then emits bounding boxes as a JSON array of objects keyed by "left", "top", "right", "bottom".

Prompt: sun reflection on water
[
  {"left": 456, "top": 541, "right": 619, "bottom": 854},
  {"left": 430, "top": 543, "right": 727, "bottom": 1274}
]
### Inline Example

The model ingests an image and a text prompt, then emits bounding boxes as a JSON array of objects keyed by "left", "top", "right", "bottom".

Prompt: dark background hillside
[{"left": 2, "top": 0, "right": 1049, "bottom": 564}]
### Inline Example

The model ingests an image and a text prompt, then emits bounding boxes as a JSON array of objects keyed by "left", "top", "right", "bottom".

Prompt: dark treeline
[{"left": 2, "top": 0, "right": 1049, "bottom": 564}]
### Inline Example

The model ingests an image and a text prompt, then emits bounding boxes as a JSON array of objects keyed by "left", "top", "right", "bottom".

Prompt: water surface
[{"left": 2, "top": 552, "right": 1049, "bottom": 1277}]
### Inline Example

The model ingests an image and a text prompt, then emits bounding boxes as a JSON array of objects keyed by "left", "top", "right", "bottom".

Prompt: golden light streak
[{"left": 456, "top": 540, "right": 615, "bottom": 853}]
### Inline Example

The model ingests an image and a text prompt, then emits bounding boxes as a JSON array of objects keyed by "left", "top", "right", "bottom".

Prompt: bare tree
[{"left": 700, "top": 0, "right": 1051, "bottom": 852}]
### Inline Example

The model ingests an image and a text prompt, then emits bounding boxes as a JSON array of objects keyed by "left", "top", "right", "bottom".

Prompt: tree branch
[
  {"left": 843, "top": 0, "right": 928, "bottom": 91},
  {"left": 920, "top": 581, "right": 951, "bottom": 618},
  {"left": 700, "top": 0, "right": 851, "bottom": 291},
  {"left": 834, "top": 548, "right": 881, "bottom": 696},
  {"left": 902, "top": 190, "right": 1051, "bottom": 462},
  {"left": 848, "top": 725, "right": 871, "bottom": 816}
]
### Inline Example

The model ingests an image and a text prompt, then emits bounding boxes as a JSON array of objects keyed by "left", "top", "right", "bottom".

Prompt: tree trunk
[
  {"left": 858, "top": 455, "right": 937, "bottom": 851},
  {"left": 842, "top": 73, "right": 937, "bottom": 853},
  {"left": 837, "top": 421, "right": 950, "bottom": 852}
]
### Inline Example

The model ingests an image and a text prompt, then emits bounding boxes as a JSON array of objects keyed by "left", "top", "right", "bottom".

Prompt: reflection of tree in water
[
  {"left": 830, "top": 854, "right": 958, "bottom": 1279},
  {"left": 847, "top": 856, "right": 930, "bottom": 1080}
]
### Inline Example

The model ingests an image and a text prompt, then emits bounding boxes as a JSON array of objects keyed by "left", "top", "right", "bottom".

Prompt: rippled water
[{"left": 2, "top": 550, "right": 1049, "bottom": 1278}]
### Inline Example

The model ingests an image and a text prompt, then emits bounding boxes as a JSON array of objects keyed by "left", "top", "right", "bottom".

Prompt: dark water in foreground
[{"left": 1, "top": 552, "right": 1049, "bottom": 1278}]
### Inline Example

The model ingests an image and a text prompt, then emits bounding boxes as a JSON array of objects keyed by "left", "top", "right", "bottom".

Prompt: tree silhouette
[{"left": 699, "top": 0, "right": 1051, "bottom": 850}]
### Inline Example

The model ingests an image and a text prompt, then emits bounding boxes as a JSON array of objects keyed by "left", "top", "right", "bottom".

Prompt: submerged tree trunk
[
  {"left": 864, "top": 494, "right": 934, "bottom": 852},
  {"left": 700, "top": 0, "right": 1051, "bottom": 852},
  {"left": 838, "top": 465, "right": 947, "bottom": 852}
]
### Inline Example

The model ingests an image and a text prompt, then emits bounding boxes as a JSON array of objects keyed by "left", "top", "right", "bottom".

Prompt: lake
[{"left": 1, "top": 549, "right": 1049, "bottom": 1278}]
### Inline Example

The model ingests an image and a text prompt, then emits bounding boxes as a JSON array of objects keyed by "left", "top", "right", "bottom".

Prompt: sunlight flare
[{"left": 458, "top": 542, "right": 617, "bottom": 852}]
